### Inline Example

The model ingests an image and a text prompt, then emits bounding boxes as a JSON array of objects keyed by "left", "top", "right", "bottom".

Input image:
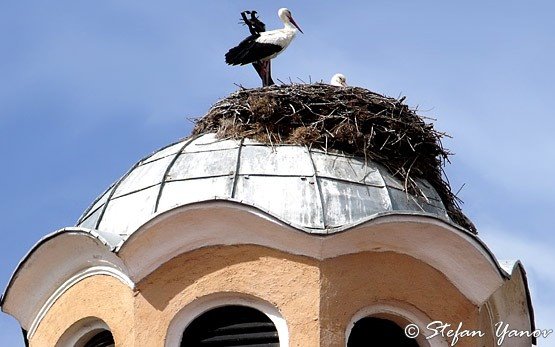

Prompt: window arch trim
[
  {"left": 55, "top": 317, "right": 114, "bottom": 347},
  {"left": 345, "top": 301, "right": 448, "bottom": 347},
  {"left": 165, "top": 293, "right": 289, "bottom": 347}
]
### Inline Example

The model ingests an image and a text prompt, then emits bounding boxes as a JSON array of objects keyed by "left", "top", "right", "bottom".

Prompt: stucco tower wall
[{"left": 31, "top": 245, "right": 483, "bottom": 347}]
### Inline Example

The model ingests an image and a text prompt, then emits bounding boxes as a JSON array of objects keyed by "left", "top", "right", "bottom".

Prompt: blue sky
[{"left": 1, "top": 1, "right": 554, "bottom": 345}]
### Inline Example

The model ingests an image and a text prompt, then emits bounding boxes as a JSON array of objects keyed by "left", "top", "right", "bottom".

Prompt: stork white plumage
[
  {"left": 226, "top": 8, "right": 303, "bottom": 87},
  {"left": 330, "top": 73, "right": 348, "bottom": 87}
]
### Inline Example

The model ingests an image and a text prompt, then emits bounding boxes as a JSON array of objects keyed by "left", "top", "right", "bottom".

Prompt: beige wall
[
  {"left": 134, "top": 245, "right": 321, "bottom": 347},
  {"left": 31, "top": 275, "right": 135, "bottom": 347},
  {"left": 31, "top": 245, "right": 482, "bottom": 347},
  {"left": 321, "top": 252, "right": 478, "bottom": 347}
]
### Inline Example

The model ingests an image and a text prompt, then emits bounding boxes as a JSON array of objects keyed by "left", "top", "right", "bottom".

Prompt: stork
[
  {"left": 226, "top": 8, "right": 303, "bottom": 87},
  {"left": 330, "top": 73, "right": 348, "bottom": 87}
]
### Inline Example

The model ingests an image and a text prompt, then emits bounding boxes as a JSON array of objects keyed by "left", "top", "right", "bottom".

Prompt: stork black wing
[{"left": 225, "top": 36, "right": 282, "bottom": 66}]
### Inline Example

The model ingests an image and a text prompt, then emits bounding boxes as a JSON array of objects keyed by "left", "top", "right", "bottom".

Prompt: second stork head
[{"left": 330, "top": 73, "right": 348, "bottom": 87}]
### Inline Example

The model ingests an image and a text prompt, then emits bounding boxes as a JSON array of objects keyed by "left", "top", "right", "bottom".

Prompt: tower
[{"left": 1, "top": 85, "right": 534, "bottom": 346}]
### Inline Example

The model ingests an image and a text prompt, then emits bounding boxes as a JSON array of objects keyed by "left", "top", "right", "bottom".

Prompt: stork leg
[
  {"left": 252, "top": 61, "right": 275, "bottom": 87},
  {"left": 252, "top": 61, "right": 266, "bottom": 87},
  {"left": 266, "top": 60, "right": 275, "bottom": 86}
]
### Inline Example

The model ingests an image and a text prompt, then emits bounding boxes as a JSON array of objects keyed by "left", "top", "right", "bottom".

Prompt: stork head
[
  {"left": 278, "top": 8, "right": 303, "bottom": 33},
  {"left": 330, "top": 73, "right": 348, "bottom": 87}
]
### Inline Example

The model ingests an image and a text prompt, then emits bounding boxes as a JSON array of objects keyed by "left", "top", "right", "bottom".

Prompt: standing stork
[{"left": 226, "top": 8, "right": 303, "bottom": 87}]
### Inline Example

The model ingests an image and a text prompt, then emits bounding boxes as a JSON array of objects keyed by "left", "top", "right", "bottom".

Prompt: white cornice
[
  {"left": 1, "top": 231, "right": 128, "bottom": 333},
  {"left": 118, "top": 202, "right": 505, "bottom": 305},
  {"left": 2, "top": 201, "right": 517, "bottom": 339}
]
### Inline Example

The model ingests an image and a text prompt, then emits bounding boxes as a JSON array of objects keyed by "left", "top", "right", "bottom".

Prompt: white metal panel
[
  {"left": 157, "top": 178, "right": 233, "bottom": 212},
  {"left": 381, "top": 171, "right": 405, "bottom": 190},
  {"left": 183, "top": 133, "right": 239, "bottom": 153},
  {"left": 418, "top": 198, "right": 448, "bottom": 217},
  {"left": 239, "top": 145, "right": 314, "bottom": 176},
  {"left": 78, "top": 186, "right": 113, "bottom": 223},
  {"left": 78, "top": 208, "right": 103, "bottom": 230},
  {"left": 100, "top": 186, "right": 159, "bottom": 235},
  {"left": 113, "top": 156, "right": 173, "bottom": 198},
  {"left": 319, "top": 178, "right": 391, "bottom": 228},
  {"left": 168, "top": 149, "right": 238, "bottom": 181},
  {"left": 387, "top": 188, "right": 423, "bottom": 211},
  {"left": 310, "top": 151, "right": 385, "bottom": 186},
  {"left": 234, "top": 175, "right": 324, "bottom": 229},
  {"left": 415, "top": 178, "right": 443, "bottom": 204},
  {"left": 141, "top": 141, "right": 185, "bottom": 165}
]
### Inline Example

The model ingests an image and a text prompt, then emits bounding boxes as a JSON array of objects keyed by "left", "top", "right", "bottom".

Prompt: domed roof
[{"left": 77, "top": 133, "right": 450, "bottom": 236}]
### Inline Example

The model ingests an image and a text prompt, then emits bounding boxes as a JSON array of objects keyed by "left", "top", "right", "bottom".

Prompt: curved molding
[
  {"left": 345, "top": 301, "right": 448, "bottom": 347},
  {"left": 1, "top": 229, "right": 128, "bottom": 332},
  {"left": 28, "top": 266, "right": 134, "bottom": 339},
  {"left": 2, "top": 227, "right": 120, "bottom": 306},
  {"left": 165, "top": 292, "right": 289, "bottom": 347},
  {"left": 119, "top": 201, "right": 505, "bottom": 305}
]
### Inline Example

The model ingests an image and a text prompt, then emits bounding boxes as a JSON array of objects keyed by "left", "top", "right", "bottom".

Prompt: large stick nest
[{"left": 193, "top": 84, "right": 476, "bottom": 233}]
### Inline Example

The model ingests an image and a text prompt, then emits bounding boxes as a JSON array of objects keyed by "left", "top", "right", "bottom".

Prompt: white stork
[
  {"left": 330, "top": 73, "right": 347, "bottom": 87},
  {"left": 225, "top": 8, "right": 303, "bottom": 87}
]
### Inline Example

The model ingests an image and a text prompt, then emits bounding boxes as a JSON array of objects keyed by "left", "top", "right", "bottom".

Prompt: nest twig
[{"left": 193, "top": 84, "right": 476, "bottom": 233}]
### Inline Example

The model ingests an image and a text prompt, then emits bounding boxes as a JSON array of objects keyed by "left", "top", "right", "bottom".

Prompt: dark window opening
[
  {"left": 181, "top": 305, "right": 279, "bottom": 346},
  {"left": 348, "top": 317, "right": 419, "bottom": 347},
  {"left": 83, "top": 330, "right": 115, "bottom": 347}
]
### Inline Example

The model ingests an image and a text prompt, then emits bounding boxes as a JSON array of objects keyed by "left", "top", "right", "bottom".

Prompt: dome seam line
[
  {"left": 230, "top": 138, "right": 245, "bottom": 199},
  {"left": 306, "top": 147, "right": 327, "bottom": 230},
  {"left": 94, "top": 161, "right": 142, "bottom": 230},
  {"left": 375, "top": 165, "right": 396, "bottom": 212},
  {"left": 154, "top": 134, "right": 202, "bottom": 213}
]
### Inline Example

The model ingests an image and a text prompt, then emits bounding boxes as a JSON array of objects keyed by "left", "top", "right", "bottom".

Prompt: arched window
[
  {"left": 180, "top": 305, "right": 279, "bottom": 346},
  {"left": 83, "top": 330, "right": 115, "bottom": 347},
  {"left": 347, "top": 317, "right": 419, "bottom": 347},
  {"left": 55, "top": 318, "right": 114, "bottom": 347}
]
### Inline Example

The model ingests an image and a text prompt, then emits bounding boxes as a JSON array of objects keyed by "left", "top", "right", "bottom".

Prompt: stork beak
[{"left": 289, "top": 15, "right": 303, "bottom": 33}]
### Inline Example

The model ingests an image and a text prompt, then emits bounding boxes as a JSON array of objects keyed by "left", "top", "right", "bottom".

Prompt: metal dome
[{"left": 77, "top": 133, "right": 450, "bottom": 236}]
